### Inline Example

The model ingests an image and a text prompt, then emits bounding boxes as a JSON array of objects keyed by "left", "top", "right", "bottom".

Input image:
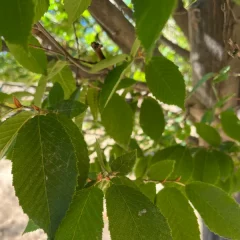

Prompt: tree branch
[
  {"left": 159, "top": 35, "right": 190, "bottom": 59},
  {"left": 89, "top": 0, "right": 135, "bottom": 53},
  {"left": 113, "top": 0, "right": 134, "bottom": 20},
  {"left": 173, "top": 0, "right": 189, "bottom": 40}
]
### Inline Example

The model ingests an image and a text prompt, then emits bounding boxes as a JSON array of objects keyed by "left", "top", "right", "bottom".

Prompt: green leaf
[
  {"left": 213, "top": 66, "right": 230, "bottom": 84},
  {"left": 33, "top": 0, "right": 49, "bottom": 22},
  {"left": 0, "top": 0, "right": 34, "bottom": 46},
  {"left": 221, "top": 110, "right": 240, "bottom": 142},
  {"left": 95, "top": 139, "right": 108, "bottom": 173},
  {"left": 34, "top": 76, "right": 47, "bottom": 107},
  {"left": 157, "top": 187, "right": 200, "bottom": 240},
  {"left": 64, "top": 0, "right": 92, "bottom": 23},
  {"left": 87, "top": 87, "right": 99, "bottom": 121},
  {"left": 138, "top": 182, "right": 156, "bottom": 203},
  {"left": 186, "top": 182, "right": 240, "bottom": 239},
  {"left": 106, "top": 185, "right": 172, "bottom": 240},
  {"left": 23, "top": 219, "right": 39, "bottom": 234},
  {"left": 55, "top": 100, "right": 87, "bottom": 118},
  {"left": 111, "top": 176, "right": 139, "bottom": 190},
  {"left": 56, "top": 114, "right": 89, "bottom": 188},
  {"left": 193, "top": 149, "right": 220, "bottom": 184},
  {"left": 147, "top": 160, "right": 175, "bottom": 181},
  {"left": 7, "top": 36, "right": 47, "bottom": 74},
  {"left": 134, "top": 157, "right": 150, "bottom": 179},
  {"left": 55, "top": 187, "right": 103, "bottom": 240},
  {"left": 211, "top": 150, "right": 233, "bottom": 181},
  {"left": 133, "top": 0, "right": 176, "bottom": 58},
  {"left": 110, "top": 150, "right": 136, "bottom": 175},
  {"left": 117, "top": 78, "right": 136, "bottom": 90},
  {"left": 12, "top": 114, "right": 79, "bottom": 237},
  {"left": 99, "top": 63, "right": 128, "bottom": 110},
  {"left": 51, "top": 65, "right": 76, "bottom": 99},
  {"left": 0, "top": 111, "right": 33, "bottom": 159},
  {"left": 140, "top": 97, "right": 165, "bottom": 141},
  {"left": 90, "top": 54, "right": 131, "bottom": 73},
  {"left": 195, "top": 123, "right": 221, "bottom": 146},
  {"left": 101, "top": 94, "right": 133, "bottom": 147},
  {"left": 49, "top": 82, "right": 64, "bottom": 107},
  {"left": 151, "top": 146, "right": 193, "bottom": 182},
  {"left": 146, "top": 56, "right": 185, "bottom": 108}
]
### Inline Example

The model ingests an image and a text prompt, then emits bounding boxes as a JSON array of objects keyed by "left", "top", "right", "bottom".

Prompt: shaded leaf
[
  {"left": 140, "top": 97, "right": 165, "bottom": 141},
  {"left": 0, "top": 111, "right": 33, "bottom": 159},
  {"left": 34, "top": 76, "right": 47, "bottom": 107},
  {"left": 134, "top": 157, "right": 150, "bottom": 179},
  {"left": 12, "top": 114, "right": 79, "bottom": 237},
  {"left": 87, "top": 87, "right": 99, "bottom": 121},
  {"left": 221, "top": 110, "right": 240, "bottom": 142},
  {"left": 101, "top": 94, "right": 133, "bottom": 147},
  {"left": 186, "top": 182, "right": 240, "bottom": 239},
  {"left": 23, "top": 219, "right": 39, "bottom": 234},
  {"left": 133, "top": 0, "right": 176, "bottom": 58},
  {"left": 55, "top": 100, "right": 87, "bottom": 118},
  {"left": 138, "top": 182, "right": 156, "bottom": 203},
  {"left": 146, "top": 56, "right": 185, "bottom": 108},
  {"left": 157, "top": 187, "right": 200, "bottom": 240},
  {"left": 193, "top": 149, "right": 220, "bottom": 184},
  {"left": 7, "top": 36, "right": 47, "bottom": 74},
  {"left": 110, "top": 150, "right": 136, "bottom": 175},
  {"left": 106, "top": 185, "right": 172, "bottom": 240},
  {"left": 0, "top": 0, "right": 34, "bottom": 46},
  {"left": 195, "top": 123, "right": 221, "bottom": 146},
  {"left": 55, "top": 187, "right": 103, "bottom": 240},
  {"left": 49, "top": 82, "right": 64, "bottom": 107},
  {"left": 111, "top": 176, "right": 139, "bottom": 190},
  {"left": 147, "top": 160, "right": 175, "bottom": 181},
  {"left": 33, "top": 0, "right": 49, "bottom": 22},
  {"left": 117, "top": 78, "right": 136, "bottom": 90}
]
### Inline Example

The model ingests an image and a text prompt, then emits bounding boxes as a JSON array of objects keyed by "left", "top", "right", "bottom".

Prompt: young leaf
[
  {"left": 110, "top": 150, "right": 137, "bottom": 175},
  {"left": 55, "top": 187, "right": 104, "bottom": 240},
  {"left": 12, "top": 114, "right": 79, "bottom": 237},
  {"left": 133, "top": 0, "right": 176, "bottom": 58},
  {"left": 99, "top": 63, "right": 128, "bottom": 110},
  {"left": 186, "top": 182, "right": 240, "bottom": 239},
  {"left": 157, "top": 187, "right": 200, "bottom": 240},
  {"left": 51, "top": 65, "right": 76, "bottom": 99},
  {"left": 33, "top": 0, "right": 49, "bottom": 22},
  {"left": 64, "top": 0, "right": 92, "bottom": 24},
  {"left": 138, "top": 182, "right": 156, "bottom": 203},
  {"left": 146, "top": 56, "right": 186, "bottom": 108},
  {"left": 34, "top": 76, "right": 47, "bottom": 107},
  {"left": 195, "top": 123, "right": 221, "bottom": 146},
  {"left": 106, "top": 185, "right": 172, "bottom": 240},
  {"left": 147, "top": 160, "right": 175, "bottom": 181},
  {"left": 87, "top": 87, "right": 99, "bottom": 121},
  {"left": 221, "top": 110, "right": 240, "bottom": 142},
  {"left": 211, "top": 150, "right": 233, "bottom": 181},
  {"left": 0, "top": 111, "right": 33, "bottom": 159},
  {"left": 49, "top": 82, "right": 65, "bottom": 107},
  {"left": 90, "top": 54, "right": 131, "bottom": 73},
  {"left": 193, "top": 149, "right": 220, "bottom": 184},
  {"left": 101, "top": 94, "right": 133, "bottom": 147},
  {"left": 151, "top": 146, "right": 193, "bottom": 183},
  {"left": 55, "top": 100, "right": 87, "bottom": 118},
  {"left": 140, "top": 97, "right": 165, "bottom": 141},
  {"left": 56, "top": 114, "right": 90, "bottom": 188},
  {"left": 23, "top": 219, "right": 39, "bottom": 234},
  {"left": 7, "top": 36, "right": 47, "bottom": 75},
  {"left": 0, "top": 0, "right": 34, "bottom": 46}
]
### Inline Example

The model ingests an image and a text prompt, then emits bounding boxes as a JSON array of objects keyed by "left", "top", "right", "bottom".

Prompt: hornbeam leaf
[
  {"left": 146, "top": 57, "right": 186, "bottom": 108},
  {"left": 0, "top": 111, "right": 33, "bottom": 159},
  {"left": 157, "top": 187, "right": 200, "bottom": 240},
  {"left": 55, "top": 187, "right": 104, "bottom": 240},
  {"left": 12, "top": 114, "right": 80, "bottom": 238},
  {"left": 0, "top": 0, "right": 34, "bottom": 46},
  {"left": 106, "top": 185, "right": 172, "bottom": 240},
  {"left": 186, "top": 182, "right": 240, "bottom": 239},
  {"left": 64, "top": 0, "right": 92, "bottom": 24}
]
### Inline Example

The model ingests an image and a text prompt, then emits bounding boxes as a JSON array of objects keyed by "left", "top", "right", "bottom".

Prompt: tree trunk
[{"left": 189, "top": 0, "right": 240, "bottom": 239}]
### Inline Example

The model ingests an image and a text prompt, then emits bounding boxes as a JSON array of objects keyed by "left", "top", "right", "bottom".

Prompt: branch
[
  {"left": 113, "top": 0, "right": 134, "bottom": 20},
  {"left": 159, "top": 35, "right": 190, "bottom": 59},
  {"left": 173, "top": 0, "right": 189, "bottom": 40},
  {"left": 89, "top": 0, "right": 135, "bottom": 53}
]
